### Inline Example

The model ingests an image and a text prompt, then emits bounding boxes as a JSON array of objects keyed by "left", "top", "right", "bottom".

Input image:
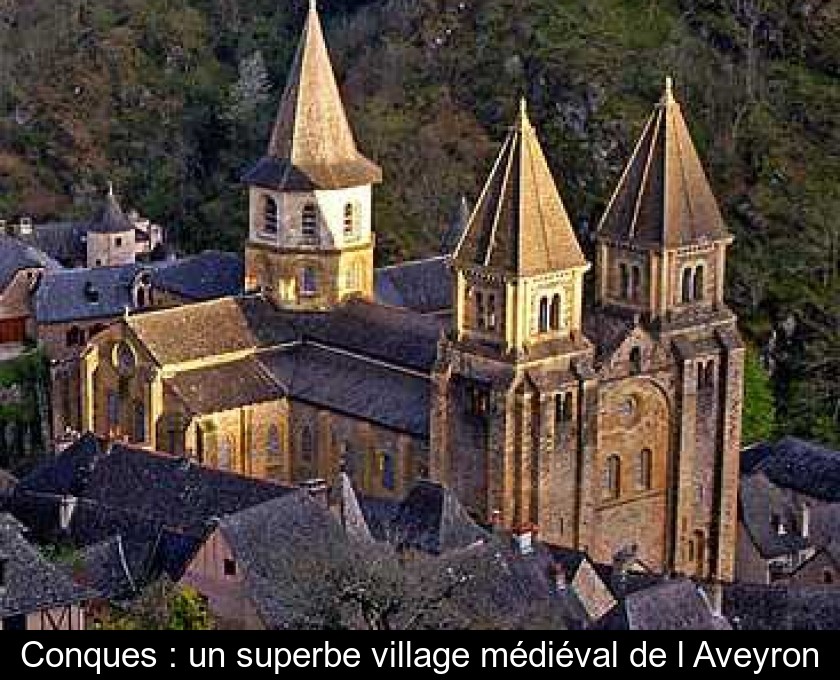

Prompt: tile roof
[
  {"left": 169, "top": 356, "right": 283, "bottom": 416},
  {"left": 243, "top": 1, "right": 381, "bottom": 191},
  {"left": 0, "top": 234, "right": 62, "bottom": 290},
  {"left": 374, "top": 256, "right": 453, "bottom": 314},
  {"left": 391, "top": 480, "right": 488, "bottom": 554},
  {"left": 0, "top": 513, "right": 92, "bottom": 618},
  {"left": 597, "top": 78, "right": 730, "bottom": 249},
  {"left": 259, "top": 343, "right": 430, "bottom": 437},
  {"left": 455, "top": 101, "right": 588, "bottom": 277}
]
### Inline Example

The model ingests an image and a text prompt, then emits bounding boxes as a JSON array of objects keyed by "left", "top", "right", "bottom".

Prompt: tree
[
  {"left": 101, "top": 579, "right": 214, "bottom": 630},
  {"left": 742, "top": 345, "right": 776, "bottom": 445}
]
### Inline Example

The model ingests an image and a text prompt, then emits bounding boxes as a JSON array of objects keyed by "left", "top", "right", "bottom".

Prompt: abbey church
[{"left": 78, "top": 2, "right": 744, "bottom": 581}]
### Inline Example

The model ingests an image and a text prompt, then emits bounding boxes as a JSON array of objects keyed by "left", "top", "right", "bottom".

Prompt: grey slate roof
[
  {"left": 391, "top": 480, "right": 488, "bottom": 554},
  {"left": 259, "top": 344, "right": 430, "bottom": 437},
  {"left": 374, "top": 256, "right": 453, "bottom": 314},
  {"left": 74, "top": 535, "right": 148, "bottom": 601},
  {"left": 168, "top": 356, "right": 283, "bottom": 416},
  {"left": 17, "top": 222, "right": 87, "bottom": 266},
  {"left": 724, "top": 583, "right": 840, "bottom": 630},
  {"left": 0, "top": 234, "right": 62, "bottom": 290},
  {"left": 624, "top": 578, "right": 731, "bottom": 630},
  {"left": 744, "top": 437, "right": 840, "bottom": 502},
  {"left": 87, "top": 191, "right": 134, "bottom": 234},
  {"left": 0, "top": 513, "right": 92, "bottom": 618},
  {"left": 34, "top": 252, "right": 245, "bottom": 325}
]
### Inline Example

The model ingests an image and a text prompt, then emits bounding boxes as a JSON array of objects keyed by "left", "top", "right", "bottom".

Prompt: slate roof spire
[
  {"left": 596, "top": 77, "right": 731, "bottom": 249},
  {"left": 249, "top": 0, "right": 381, "bottom": 191},
  {"left": 454, "top": 99, "right": 588, "bottom": 277},
  {"left": 87, "top": 184, "right": 134, "bottom": 235}
]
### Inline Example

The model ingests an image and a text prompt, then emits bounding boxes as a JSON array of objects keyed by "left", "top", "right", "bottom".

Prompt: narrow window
[
  {"left": 133, "top": 401, "right": 146, "bottom": 444},
  {"left": 694, "top": 265, "right": 705, "bottom": 301},
  {"left": 106, "top": 391, "right": 120, "bottom": 429},
  {"left": 681, "top": 268, "right": 693, "bottom": 303},
  {"left": 638, "top": 448, "right": 652, "bottom": 491},
  {"left": 218, "top": 436, "right": 232, "bottom": 470},
  {"left": 486, "top": 294, "right": 497, "bottom": 331},
  {"left": 705, "top": 360, "right": 715, "bottom": 389},
  {"left": 301, "top": 425, "right": 314, "bottom": 462},
  {"left": 267, "top": 424, "right": 281, "bottom": 462},
  {"left": 223, "top": 558, "right": 237, "bottom": 577},
  {"left": 550, "top": 294, "right": 561, "bottom": 331},
  {"left": 301, "top": 203, "right": 318, "bottom": 243},
  {"left": 629, "top": 347, "right": 642, "bottom": 375},
  {"left": 66, "top": 326, "right": 82, "bottom": 347},
  {"left": 556, "top": 392, "right": 574, "bottom": 425},
  {"left": 824, "top": 570, "right": 834, "bottom": 585},
  {"left": 301, "top": 267, "right": 317, "bottom": 295},
  {"left": 343, "top": 202, "right": 356, "bottom": 237},
  {"left": 631, "top": 266, "right": 641, "bottom": 301},
  {"left": 476, "top": 291, "right": 485, "bottom": 330},
  {"left": 380, "top": 452, "right": 395, "bottom": 491},
  {"left": 620, "top": 263, "right": 630, "bottom": 299},
  {"left": 114, "top": 237, "right": 123, "bottom": 248},
  {"left": 605, "top": 455, "right": 621, "bottom": 499},
  {"left": 538, "top": 297, "right": 549, "bottom": 333},
  {"left": 263, "top": 195, "right": 279, "bottom": 234}
]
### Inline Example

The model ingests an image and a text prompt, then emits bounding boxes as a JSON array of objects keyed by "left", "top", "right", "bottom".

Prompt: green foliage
[
  {"left": 742, "top": 346, "right": 776, "bottom": 445},
  {"left": 102, "top": 580, "right": 214, "bottom": 630}
]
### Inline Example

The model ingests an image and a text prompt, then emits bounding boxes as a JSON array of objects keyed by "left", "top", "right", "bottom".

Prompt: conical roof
[
  {"left": 597, "top": 78, "right": 730, "bottom": 249},
  {"left": 244, "top": 1, "right": 381, "bottom": 191},
  {"left": 87, "top": 184, "right": 134, "bottom": 235},
  {"left": 454, "top": 101, "right": 588, "bottom": 277}
]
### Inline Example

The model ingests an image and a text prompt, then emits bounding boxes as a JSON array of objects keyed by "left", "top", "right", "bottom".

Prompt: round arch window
[{"left": 113, "top": 341, "right": 136, "bottom": 376}]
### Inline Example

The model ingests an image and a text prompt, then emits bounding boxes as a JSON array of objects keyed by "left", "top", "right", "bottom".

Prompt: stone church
[{"left": 79, "top": 2, "right": 744, "bottom": 580}]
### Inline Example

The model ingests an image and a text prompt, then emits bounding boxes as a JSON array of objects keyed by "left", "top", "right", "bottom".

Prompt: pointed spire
[
  {"left": 88, "top": 183, "right": 133, "bottom": 234},
  {"left": 597, "top": 77, "right": 730, "bottom": 249},
  {"left": 245, "top": 1, "right": 381, "bottom": 191},
  {"left": 454, "top": 100, "right": 588, "bottom": 276}
]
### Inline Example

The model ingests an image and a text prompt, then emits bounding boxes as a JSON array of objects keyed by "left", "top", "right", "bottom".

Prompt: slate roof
[
  {"left": 73, "top": 535, "right": 147, "bottom": 601},
  {"left": 0, "top": 234, "right": 62, "bottom": 290},
  {"left": 0, "top": 513, "right": 93, "bottom": 618},
  {"left": 624, "top": 578, "right": 731, "bottom": 630},
  {"left": 87, "top": 189, "right": 134, "bottom": 234},
  {"left": 391, "top": 480, "right": 488, "bottom": 554},
  {"left": 374, "top": 256, "right": 453, "bottom": 314},
  {"left": 35, "top": 263, "right": 142, "bottom": 323},
  {"left": 441, "top": 196, "right": 472, "bottom": 254},
  {"left": 16, "top": 222, "right": 86, "bottom": 267},
  {"left": 455, "top": 101, "right": 588, "bottom": 277},
  {"left": 259, "top": 343, "right": 430, "bottom": 437},
  {"left": 219, "top": 491, "right": 354, "bottom": 629},
  {"left": 743, "top": 437, "right": 840, "bottom": 503},
  {"left": 126, "top": 295, "right": 295, "bottom": 365},
  {"left": 243, "top": 1, "right": 381, "bottom": 191},
  {"left": 330, "top": 473, "right": 374, "bottom": 544},
  {"left": 724, "top": 583, "right": 840, "bottom": 630},
  {"left": 597, "top": 78, "right": 730, "bottom": 249},
  {"left": 152, "top": 251, "right": 243, "bottom": 302},
  {"left": 583, "top": 306, "right": 637, "bottom": 364},
  {"left": 169, "top": 356, "right": 283, "bottom": 416}
]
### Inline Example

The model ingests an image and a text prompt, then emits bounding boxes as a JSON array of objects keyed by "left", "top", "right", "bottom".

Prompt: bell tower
[{"left": 242, "top": 0, "right": 382, "bottom": 310}]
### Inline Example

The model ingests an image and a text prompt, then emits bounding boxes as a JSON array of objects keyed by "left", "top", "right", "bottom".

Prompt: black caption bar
[{"left": 3, "top": 632, "right": 833, "bottom": 676}]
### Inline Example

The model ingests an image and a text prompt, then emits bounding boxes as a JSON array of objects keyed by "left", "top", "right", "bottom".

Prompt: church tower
[
  {"left": 594, "top": 78, "right": 744, "bottom": 581},
  {"left": 243, "top": 0, "right": 382, "bottom": 310},
  {"left": 431, "top": 102, "right": 594, "bottom": 539}
]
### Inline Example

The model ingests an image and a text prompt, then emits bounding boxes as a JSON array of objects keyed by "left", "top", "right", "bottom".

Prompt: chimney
[
  {"left": 298, "top": 478, "right": 329, "bottom": 506},
  {"left": 512, "top": 523, "right": 535, "bottom": 556}
]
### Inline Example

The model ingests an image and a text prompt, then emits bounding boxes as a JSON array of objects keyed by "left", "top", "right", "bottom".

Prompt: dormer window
[
  {"left": 301, "top": 203, "right": 318, "bottom": 244},
  {"left": 263, "top": 195, "right": 279, "bottom": 234}
]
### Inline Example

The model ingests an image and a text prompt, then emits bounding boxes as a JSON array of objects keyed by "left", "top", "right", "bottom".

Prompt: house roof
[
  {"left": 259, "top": 343, "right": 430, "bottom": 437},
  {"left": 724, "top": 582, "right": 840, "bottom": 630},
  {"left": 596, "top": 78, "right": 730, "bottom": 250},
  {"left": 454, "top": 101, "right": 588, "bottom": 277},
  {"left": 73, "top": 535, "right": 147, "bottom": 601},
  {"left": 34, "top": 252, "right": 244, "bottom": 325},
  {"left": 624, "top": 578, "right": 731, "bottom": 630},
  {"left": 391, "top": 480, "right": 488, "bottom": 555},
  {"left": 169, "top": 356, "right": 283, "bottom": 416},
  {"left": 0, "top": 234, "right": 62, "bottom": 290},
  {"left": 0, "top": 513, "right": 93, "bottom": 618},
  {"left": 743, "top": 437, "right": 840, "bottom": 503},
  {"left": 87, "top": 187, "right": 134, "bottom": 235},
  {"left": 330, "top": 472, "right": 374, "bottom": 544},
  {"left": 374, "top": 256, "right": 453, "bottom": 314},
  {"left": 17, "top": 222, "right": 87, "bottom": 266},
  {"left": 243, "top": 1, "right": 381, "bottom": 191}
]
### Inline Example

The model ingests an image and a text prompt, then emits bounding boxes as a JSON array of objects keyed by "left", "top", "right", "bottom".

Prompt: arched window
[
  {"left": 629, "top": 346, "right": 642, "bottom": 375},
  {"left": 620, "top": 263, "right": 630, "bottom": 299},
  {"left": 538, "top": 297, "right": 549, "bottom": 333},
  {"left": 301, "top": 203, "right": 318, "bottom": 243},
  {"left": 133, "top": 400, "right": 146, "bottom": 444},
  {"left": 631, "top": 266, "right": 641, "bottom": 301},
  {"left": 475, "top": 291, "right": 485, "bottom": 330},
  {"left": 605, "top": 455, "right": 621, "bottom": 499},
  {"left": 343, "top": 202, "right": 357, "bottom": 237},
  {"left": 681, "top": 268, "right": 693, "bottom": 303},
  {"left": 263, "top": 195, "right": 278, "bottom": 234},
  {"left": 638, "top": 448, "right": 652, "bottom": 491},
  {"left": 694, "top": 265, "right": 705, "bottom": 300},
  {"left": 266, "top": 424, "right": 281, "bottom": 462},
  {"left": 486, "top": 294, "right": 497, "bottom": 331},
  {"left": 550, "top": 294, "right": 561, "bottom": 331},
  {"left": 301, "top": 267, "right": 317, "bottom": 296},
  {"left": 301, "top": 425, "right": 314, "bottom": 462}
]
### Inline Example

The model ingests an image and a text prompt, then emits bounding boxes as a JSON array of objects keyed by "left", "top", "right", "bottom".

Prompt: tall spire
[
  {"left": 597, "top": 77, "right": 730, "bottom": 248},
  {"left": 247, "top": 0, "right": 381, "bottom": 191},
  {"left": 454, "top": 100, "right": 587, "bottom": 276}
]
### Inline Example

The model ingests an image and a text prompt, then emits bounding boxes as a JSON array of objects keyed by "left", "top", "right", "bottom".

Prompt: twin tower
[{"left": 243, "top": 2, "right": 743, "bottom": 581}]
